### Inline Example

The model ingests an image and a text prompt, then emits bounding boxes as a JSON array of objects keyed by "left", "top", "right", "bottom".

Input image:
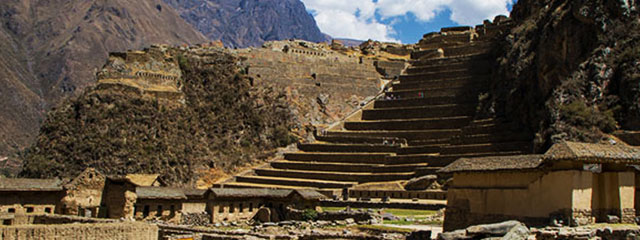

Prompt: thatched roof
[
  {"left": 293, "top": 189, "right": 327, "bottom": 200},
  {"left": 136, "top": 187, "right": 186, "bottom": 200},
  {"left": 183, "top": 189, "right": 207, "bottom": 198},
  {"left": 209, "top": 188, "right": 293, "bottom": 199},
  {"left": 126, "top": 174, "right": 160, "bottom": 186},
  {"left": 0, "top": 178, "right": 63, "bottom": 191},
  {"left": 440, "top": 141, "right": 640, "bottom": 173},
  {"left": 438, "top": 155, "right": 544, "bottom": 173},
  {"left": 544, "top": 141, "right": 640, "bottom": 163}
]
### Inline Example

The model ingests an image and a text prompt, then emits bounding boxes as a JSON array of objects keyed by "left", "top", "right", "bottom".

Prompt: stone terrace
[{"left": 222, "top": 17, "right": 533, "bottom": 199}]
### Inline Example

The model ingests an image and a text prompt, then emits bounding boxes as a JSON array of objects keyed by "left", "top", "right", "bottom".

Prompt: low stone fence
[
  {"left": 349, "top": 189, "right": 447, "bottom": 200},
  {"left": 32, "top": 214, "right": 117, "bottom": 224},
  {"left": 320, "top": 200, "right": 446, "bottom": 211},
  {"left": 0, "top": 222, "right": 158, "bottom": 240}
]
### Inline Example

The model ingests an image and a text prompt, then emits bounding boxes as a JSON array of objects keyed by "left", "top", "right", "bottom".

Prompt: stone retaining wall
[{"left": 0, "top": 222, "right": 158, "bottom": 240}]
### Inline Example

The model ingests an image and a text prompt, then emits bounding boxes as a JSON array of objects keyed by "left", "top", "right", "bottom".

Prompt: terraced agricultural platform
[{"left": 221, "top": 22, "right": 531, "bottom": 199}]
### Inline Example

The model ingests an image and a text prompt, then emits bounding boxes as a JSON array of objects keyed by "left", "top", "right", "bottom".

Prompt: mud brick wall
[{"left": 0, "top": 222, "right": 158, "bottom": 240}]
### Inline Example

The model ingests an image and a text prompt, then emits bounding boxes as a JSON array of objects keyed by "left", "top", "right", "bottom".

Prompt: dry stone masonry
[{"left": 223, "top": 16, "right": 533, "bottom": 201}]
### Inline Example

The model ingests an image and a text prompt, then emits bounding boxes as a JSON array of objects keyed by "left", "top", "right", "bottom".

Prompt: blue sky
[{"left": 301, "top": 0, "right": 516, "bottom": 44}]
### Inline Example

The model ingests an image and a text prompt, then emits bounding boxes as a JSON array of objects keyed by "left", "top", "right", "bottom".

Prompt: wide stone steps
[
  {"left": 411, "top": 53, "right": 490, "bottom": 68},
  {"left": 362, "top": 104, "right": 476, "bottom": 120},
  {"left": 234, "top": 175, "right": 357, "bottom": 189},
  {"left": 450, "top": 133, "right": 533, "bottom": 145},
  {"left": 385, "top": 151, "right": 526, "bottom": 166},
  {"left": 406, "top": 61, "right": 491, "bottom": 75},
  {"left": 284, "top": 152, "right": 392, "bottom": 164},
  {"left": 298, "top": 143, "right": 399, "bottom": 153},
  {"left": 412, "top": 42, "right": 491, "bottom": 59},
  {"left": 314, "top": 135, "right": 407, "bottom": 145},
  {"left": 397, "top": 144, "right": 445, "bottom": 155},
  {"left": 373, "top": 96, "right": 477, "bottom": 109},
  {"left": 386, "top": 84, "right": 487, "bottom": 100},
  {"left": 392, "top": 76, "right": 489, "bottom": 91},
  {"left": 344, "top": 116, "right": 471, "bottom": 131},
  {"left": 254, "top": 168, "right": 416, "bottom": 183},
  {"left": 399, "top": 68, "right": 490, "bottom": 82},
  {"left": 439, "top": 142, "right": 533, "bottom": 155},
  {"left": 324, "top": 129, "right": 461, "bottom": 142},
  {"left": 270, "top": 160, "right": 430, "bottom": 173}
]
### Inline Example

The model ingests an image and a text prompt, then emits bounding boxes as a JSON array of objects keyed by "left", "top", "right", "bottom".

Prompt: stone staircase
[{"left": 220, "top": 20, "right": 530, "bottom": 195}]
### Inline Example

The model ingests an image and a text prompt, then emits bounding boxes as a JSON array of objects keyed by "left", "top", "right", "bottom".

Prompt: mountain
[
  {"left": 0, "top": 0, "right": 207, "bottom": 165},
  {"left": 482, "top": 0, "right": 640, "bottom": 150},
  {"left": 163, "top": 0, "right": 330, "bottom": 48},
  {"left": 21, "top": 47, "right": 296, "bottom": 185}
]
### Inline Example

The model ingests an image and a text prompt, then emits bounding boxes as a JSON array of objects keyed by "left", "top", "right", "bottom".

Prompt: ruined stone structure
[
  {"left": 223, "top": 17, "right": 532, "bottom": 199},
  {"left": 97, "top": 45, "right": 184, "bottom": 101},
  {"left": 234, "top": 39, "right": 407, "bottom": 130},
  {"left": 440, "top": 141, "right": 640, "bottom": 231}
]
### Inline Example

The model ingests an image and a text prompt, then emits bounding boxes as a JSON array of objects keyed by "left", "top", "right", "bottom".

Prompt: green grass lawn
[
  {"left": 357, "top": 225, "right": 414, "bottom": 233},
  {"left": 321, "top": 207, "right": 440, "bottom": 225}
]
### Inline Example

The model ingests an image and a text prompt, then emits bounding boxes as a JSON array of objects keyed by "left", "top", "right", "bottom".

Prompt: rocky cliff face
[
  {"left": 0, "top": 0, "right": 207, "bottom": 171},
  {"left": 163, "top": 0, "right": 329, "bottom": 48},
  {"left": 482, "top": 0, "right": 640, "bottom": 150},
  {"left": 21, "top": 47, "right": 296, "bottom": 185}
]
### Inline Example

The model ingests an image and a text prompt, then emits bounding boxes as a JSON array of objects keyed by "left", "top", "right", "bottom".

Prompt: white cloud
[{"left": 300, "top": 0, "right": 513, "bottom": 42}]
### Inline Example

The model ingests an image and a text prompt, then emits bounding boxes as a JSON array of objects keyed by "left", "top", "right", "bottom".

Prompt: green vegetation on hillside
[{"left": 21, "top": 50, "right": 296, "bottom": 185}]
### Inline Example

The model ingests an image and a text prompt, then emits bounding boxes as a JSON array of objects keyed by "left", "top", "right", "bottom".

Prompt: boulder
[
  {"left": 466, "top": 220, "right": 526, "bottom": 237},
  {"left": 404, "top": 175, "right": 438, "bottom": 190},
  {"left": 439, "top": 229, "right": 469, "bottom": 240},
  {"left": 502, "top": 223, "right": 530, "bottom": 240}
]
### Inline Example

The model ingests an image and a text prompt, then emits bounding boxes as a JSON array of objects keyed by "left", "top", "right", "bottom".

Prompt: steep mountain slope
[
  {"left": 164, "top": 0, "right": 329, "bottom": 48},
  {"left": 21, "top": 47, "right": 296, "bottom": 185},
  {"left": 481, "top": 0, "right": 640, "bottom": 150},
  {"left": 0, "top": 0, "right": 207, "bottom": 161}
]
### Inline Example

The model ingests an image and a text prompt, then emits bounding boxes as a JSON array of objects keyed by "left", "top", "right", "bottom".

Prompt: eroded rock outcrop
[{"left": 483, "top": 0, "right": 640, "bottom": 150}]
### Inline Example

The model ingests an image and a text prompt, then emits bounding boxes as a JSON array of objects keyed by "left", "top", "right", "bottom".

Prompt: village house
[
  {"left": 60, "top": 168, "right": 106, "bottom": 218},
  {"left": 440, "top": 141, "right": 640, "bottom": 231},
  {"left": 207, "top": 188, "right": 325, "bottom": 223},
  {"left": 134, "top": 187, "right": 186, "bottom": 223},
  {"left": 0, "top": 178, "right": 65, "bottom": 225}
]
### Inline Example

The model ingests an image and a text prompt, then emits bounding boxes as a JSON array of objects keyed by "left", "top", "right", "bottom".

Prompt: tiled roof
[
  {"left": 136, "top": 187, "right": 186, "bottom": 200},
  {"left": 544, "top": 141, "right": 640, "bottom": 163},
  {"left": 0, "top": 178, "right": 63, "bottom": 191},
  {"left": 438, "top": 155, "right": 544, "bottom": 173},
  {"left": 209, "top": 188, "right": 293, "bottom": 199}
]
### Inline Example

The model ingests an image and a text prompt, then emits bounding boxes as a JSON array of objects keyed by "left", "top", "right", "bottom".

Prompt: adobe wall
[
  {"left": 0, "top": 191, "right": 64, "bottom": 215},
  {"left": 444, "top": 170, "right": 637, "bottom": 230},
  {"left": 134, "top": 199, "right": 183, "bottom": 224},
  {"left": 0, "top": 222, "right": 158, "bottom": 240}
]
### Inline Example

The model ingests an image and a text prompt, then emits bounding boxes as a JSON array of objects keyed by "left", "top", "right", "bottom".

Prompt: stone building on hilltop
[{"left": 440, "top": 141, "right": 640, "bottom": 231}]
